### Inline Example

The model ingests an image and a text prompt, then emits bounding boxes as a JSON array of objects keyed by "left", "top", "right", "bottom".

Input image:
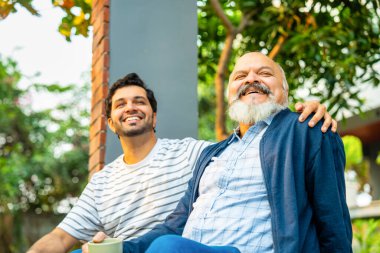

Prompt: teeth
[
  {"left": 246, "top": 90, "right": 261, "bottom": 95},
  {"left": 126, "top": 116, "right": 139, "bottom": 121}
]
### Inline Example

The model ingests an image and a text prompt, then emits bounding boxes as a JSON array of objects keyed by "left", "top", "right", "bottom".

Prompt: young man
[
  {"left": 122, "top": 53, "right": 352, "bottom": 253},
  {"left": 28, "top": 72, "right": 335, "bottom": 253}
]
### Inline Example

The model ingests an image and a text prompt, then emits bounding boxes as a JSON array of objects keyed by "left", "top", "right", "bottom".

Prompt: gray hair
[
  {"left": 277, "top": 63, "right": 289, "bottom": 106},
  {"left": 277, "top": 63, "right": 289, "bottom": 94}
]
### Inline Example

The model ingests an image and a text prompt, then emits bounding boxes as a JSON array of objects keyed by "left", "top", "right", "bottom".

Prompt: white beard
[{"left": 228, "top": 99, "right": 286, "bottom": 125}]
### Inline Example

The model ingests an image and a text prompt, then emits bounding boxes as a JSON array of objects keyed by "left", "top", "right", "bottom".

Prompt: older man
[{"left": 122, "top": 52, "right": 352, "bottom": 253}]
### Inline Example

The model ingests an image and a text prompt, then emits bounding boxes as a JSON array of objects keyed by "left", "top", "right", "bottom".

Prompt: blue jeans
[
  {"left": 70, "top": 250, "right": 82, "bottom": 253},
  {"left": 146, "top": 235, "right": 240, "bottom": 253}
]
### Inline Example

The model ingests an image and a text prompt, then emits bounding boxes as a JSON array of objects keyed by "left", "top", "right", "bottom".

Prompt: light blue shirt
[{"left": 182, "top": 117, "right": 275, "bottom": 253}]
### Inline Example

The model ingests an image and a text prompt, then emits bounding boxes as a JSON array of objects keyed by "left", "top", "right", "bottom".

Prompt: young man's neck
[{"left": 120, "top": 132, "right": 157, "bottom": 164}]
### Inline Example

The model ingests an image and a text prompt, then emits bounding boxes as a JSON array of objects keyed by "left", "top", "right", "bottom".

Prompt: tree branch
[
  {"left": 268, "top": 35, "right": 286, "bottom": 59},
  {"left": 210, "top": 0, "right": 239, "bottom": 140},
  {"left": 268, "top": 19, "right": 293, "bottom": 59},
  {"left": 215, "top": 33, "right": 235, "bottom": 140},
  {"left": 237, "top": 10, "right": 256, "bottom": 33},
  {"left": 210, "top": 0, "right": 235, "bottom": 32}
]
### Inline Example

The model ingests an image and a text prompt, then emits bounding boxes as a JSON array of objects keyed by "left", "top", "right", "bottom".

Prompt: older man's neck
[{"left": 239, "top": 123, "right": 254, "bottom": 137}]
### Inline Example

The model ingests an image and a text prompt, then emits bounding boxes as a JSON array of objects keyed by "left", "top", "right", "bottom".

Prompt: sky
[{"left": 0, "top": 1, "right": 92, "bottom": 110}]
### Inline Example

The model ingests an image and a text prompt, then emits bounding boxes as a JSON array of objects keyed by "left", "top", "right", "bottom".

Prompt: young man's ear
[
  {"left": 153, "top": 112, "right": 157, "bottom": 130},
  {"left": 107, "top": 118, "right": 116, "bottom": 133}
]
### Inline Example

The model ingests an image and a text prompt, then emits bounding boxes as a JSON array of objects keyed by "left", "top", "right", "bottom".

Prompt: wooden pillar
[{"left": 89, "top": 0, "right": 110, "bottom": 177}]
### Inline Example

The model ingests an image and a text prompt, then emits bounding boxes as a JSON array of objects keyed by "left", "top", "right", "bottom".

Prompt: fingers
[
  {"left": 320, "top": 114, "right": 337, "bottom": 133},
  {"left": 297, "top": 101, "right": 321, "bottom": 123},
  {"left": 307, "top": 103, "right": 327, "bottom": 128},
  {"left": 294, "top": 102, "right": 304, "bottom": 113},
  {"left": 82, "top": 232, "right": 107, "bottom": 253},
  {"left": 82, "top": 243, "right": 89, "bottom": 253},
  {"left": 296, "top": 101, "right": 337, "bottom": 133},
  {"left": 93, "top": 232, "right": 108, "bottom": 243},
  {"left": 318, "top": 112, "right": 332, "bottom": 133}
]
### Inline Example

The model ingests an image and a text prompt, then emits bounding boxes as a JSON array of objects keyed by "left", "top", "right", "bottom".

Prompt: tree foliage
[
  {"left": 198, "top": 0, "right": 380, "bottom": 140},
  {"left": 353, "top": 219, "right": 380, "bottom": 253},
  {"left": 342, "top": 135, "right": 370, "bottom": 191},
  {"left": 0, "top": 56, "right": 89, "bottom": 251},
  {"left": 0, "top": 0, "right": 92, "bottom": 41},
  {"left": 0, "top": 0, "right": 38, "bottom": 19},
  {"left": 0, "top": 56, "right": 89, "bottom": 214}
]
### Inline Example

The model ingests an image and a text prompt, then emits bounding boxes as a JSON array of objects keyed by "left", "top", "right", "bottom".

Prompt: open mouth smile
[
  {"left": 121, "top": 114, "right": 144, "bottom": 123},
  {"left": 239, "top": 82, "right": 272, "bottom": 98},
  {"left": 125, "top": 116, "right": 140, "bottom": 122},
  {"left": 244, "top": 88, "right": 265, "bottom": 96}
]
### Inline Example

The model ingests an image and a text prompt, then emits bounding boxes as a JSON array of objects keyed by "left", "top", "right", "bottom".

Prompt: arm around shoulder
[{"left": 27, "top": 228, "right": 78, "bottom": 253}]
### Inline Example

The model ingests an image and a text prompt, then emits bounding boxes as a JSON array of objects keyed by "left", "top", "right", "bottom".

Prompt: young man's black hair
[{"left": 105, "top": 73, "right": 157, "bottom": 119}]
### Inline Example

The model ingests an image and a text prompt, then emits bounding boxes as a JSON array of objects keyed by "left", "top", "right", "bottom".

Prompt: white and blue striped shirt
[
  {"left": 58, "top": 138, "right": 210, "bottom": 241},
  {"left": 182, "top": 118, "right": 274, "bottom": 253}
]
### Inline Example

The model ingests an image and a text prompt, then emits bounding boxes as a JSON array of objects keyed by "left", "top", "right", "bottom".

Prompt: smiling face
[
  {"left": 107, "top": 85, "right": 156, "bottom": 137},
  {"left": 228, "top": 52, "right": 288, "bottom": 106}
]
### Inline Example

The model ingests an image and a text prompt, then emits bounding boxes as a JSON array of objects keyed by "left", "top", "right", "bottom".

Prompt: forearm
[{"left": 27, "top": 228, "right": 78, "bottom": 253}]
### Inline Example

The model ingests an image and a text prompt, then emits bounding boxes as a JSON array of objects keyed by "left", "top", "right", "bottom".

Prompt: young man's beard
[
  {"left": 228, "top": 98, "right": 286, "bottom": 125},
  {"left": 117, "top": 124, "right": 153, "bottom": 137},
  {"left": 115, "top": 115, "right": 154, "bottom": 137}
]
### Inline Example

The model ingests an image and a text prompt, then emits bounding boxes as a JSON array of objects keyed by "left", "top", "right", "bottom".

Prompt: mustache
[{"left": 237, "top": 81, "right": 272, "bottom": 98}]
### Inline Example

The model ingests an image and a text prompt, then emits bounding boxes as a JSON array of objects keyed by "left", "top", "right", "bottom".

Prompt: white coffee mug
[{"left": 88, "top": 238, "right": 122, "bottom": 253}]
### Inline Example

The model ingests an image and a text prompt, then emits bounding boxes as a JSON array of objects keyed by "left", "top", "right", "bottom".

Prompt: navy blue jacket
[{"left": 123, "top": 109, "right": 352, "bottom": 253}]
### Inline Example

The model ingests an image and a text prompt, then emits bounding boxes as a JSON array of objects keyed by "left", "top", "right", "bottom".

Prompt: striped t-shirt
[{"left": 58, "top": 138, "right": 210, "bottom": 241}]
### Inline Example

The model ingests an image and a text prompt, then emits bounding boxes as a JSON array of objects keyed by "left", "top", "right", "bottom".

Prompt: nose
[
  {"left": 244, "top": 70, "right": 259, "bottom": 84},
  {"left": 124, "top": 101, "right": 137, "bottom": 113}
]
